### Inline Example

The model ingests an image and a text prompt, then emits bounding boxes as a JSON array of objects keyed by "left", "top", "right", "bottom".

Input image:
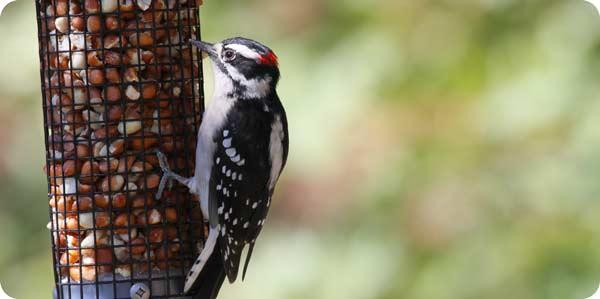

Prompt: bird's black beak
[{"left": 190, "top": 39, "right": 218, "bottom": 59}]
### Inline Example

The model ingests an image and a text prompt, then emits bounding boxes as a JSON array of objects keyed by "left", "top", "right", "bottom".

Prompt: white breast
[
  {"left": 268, "top": 114, "right": 285, "bottom": 190},
  {"left": 192, "top": 64, "right": 236, "bottom": 219}
]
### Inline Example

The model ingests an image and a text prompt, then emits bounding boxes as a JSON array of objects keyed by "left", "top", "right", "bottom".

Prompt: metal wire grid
[{"left": 35, "top": 0, "right": 205, "bottom": 297}]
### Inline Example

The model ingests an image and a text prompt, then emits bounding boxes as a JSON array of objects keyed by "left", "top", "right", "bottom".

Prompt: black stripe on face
[
  {"left": 229, "top": 56, "right": 268, "bottom": 80},
  {"left": 224, "top": 54, "right": 279, "bottom": 86}
]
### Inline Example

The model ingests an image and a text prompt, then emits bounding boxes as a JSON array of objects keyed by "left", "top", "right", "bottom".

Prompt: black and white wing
[{"left": 207, "top": 101, "right": 288, "bottom": 282}]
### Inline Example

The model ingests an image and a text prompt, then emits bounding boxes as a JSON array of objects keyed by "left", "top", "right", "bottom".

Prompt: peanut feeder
[{"left": 35, "top": 0, "right": 206, "bottom": 297}]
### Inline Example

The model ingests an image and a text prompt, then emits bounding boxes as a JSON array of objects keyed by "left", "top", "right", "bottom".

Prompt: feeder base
[{"left": 53, "top": 270, "right": 194, "bottom": 299}]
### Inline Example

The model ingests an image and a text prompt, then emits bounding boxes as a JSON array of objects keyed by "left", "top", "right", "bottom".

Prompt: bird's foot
[
  {"left": 155, "top": 151, "right": 192, "bottom": 200},
  {"left": 156, "top": 151, "right": 174, "bottom": 200}
]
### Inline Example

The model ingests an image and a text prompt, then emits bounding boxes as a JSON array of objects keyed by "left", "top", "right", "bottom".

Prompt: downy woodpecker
[{"left": 156, "top": 37, "right": 288, "bottom": 298}]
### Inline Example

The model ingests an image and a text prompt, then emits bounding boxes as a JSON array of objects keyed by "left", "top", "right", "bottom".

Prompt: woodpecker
[{"left": 155, "top": 37, "right": 288, "bottom": 298}]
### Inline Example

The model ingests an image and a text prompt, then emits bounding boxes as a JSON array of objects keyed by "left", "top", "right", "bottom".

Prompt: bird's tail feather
[
  {"left": 185, "top": 228, "right": 224, "bottom": 299},
  {"left": 242, "top": 243, "right": 255, "bottom": 281},
  {"left": 188, "top": 242, "right": 226, "bottom": 299}
]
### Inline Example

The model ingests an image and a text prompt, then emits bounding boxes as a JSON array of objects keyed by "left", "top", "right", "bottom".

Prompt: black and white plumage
[{"left": 156, "top": 37, "right": 288, "bottom": 298}]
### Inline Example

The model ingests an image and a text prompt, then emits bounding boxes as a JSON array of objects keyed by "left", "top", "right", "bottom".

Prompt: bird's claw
[{"left": 156, "top": 150, "right": 174, "bottom": 200}]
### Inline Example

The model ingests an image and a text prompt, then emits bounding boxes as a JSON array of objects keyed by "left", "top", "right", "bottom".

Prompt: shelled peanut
[{"left": 38, "top": 0, "right": 204, "bottom": 282}]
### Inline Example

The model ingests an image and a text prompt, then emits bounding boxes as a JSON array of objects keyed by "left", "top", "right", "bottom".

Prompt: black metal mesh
[{"left": 35, "top": 0, "right": 205, "bottom": 297}]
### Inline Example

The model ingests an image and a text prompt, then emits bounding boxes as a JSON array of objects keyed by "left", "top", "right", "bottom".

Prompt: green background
[{"left": 2, "top": 0, "right": 600, "bottom": 298}]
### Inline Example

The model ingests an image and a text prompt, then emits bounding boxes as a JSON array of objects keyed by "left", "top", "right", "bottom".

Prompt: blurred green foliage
[{"left": 2, "top": 0, "right": 600, "bottom": 298}]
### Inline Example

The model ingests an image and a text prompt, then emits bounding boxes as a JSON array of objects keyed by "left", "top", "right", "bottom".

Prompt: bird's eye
[{"left": 222, "top": 49, "right": 236, "bottom": 62}]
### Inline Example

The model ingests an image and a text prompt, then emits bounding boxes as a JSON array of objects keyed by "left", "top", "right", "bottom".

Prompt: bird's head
[{"left": 191, "top": 37, "right": 279, "bottom": 100}]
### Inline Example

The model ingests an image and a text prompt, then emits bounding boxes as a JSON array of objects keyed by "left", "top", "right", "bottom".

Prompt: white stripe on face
[
  {"left": 226, "top": 44, "right": 261, "bottom": 61},
  {"left": 214, "top": 43, "right": 224, "bottom": 55},
  {"left": 224, "top": 62, "right": 273, "bottom": 98}
]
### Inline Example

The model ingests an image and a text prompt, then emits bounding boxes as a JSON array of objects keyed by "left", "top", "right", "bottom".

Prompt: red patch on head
[{"left": 259, "top": 51, "right": 278, "bottom": 66}]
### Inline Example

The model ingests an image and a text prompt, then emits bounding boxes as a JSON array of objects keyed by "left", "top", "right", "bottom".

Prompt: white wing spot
[
  {"left": 216, "top": 184, "right": 222, "bottom": 191},
  {"left": 245, "top": 199, "right": 250, "bottom": 206},
  {"left": 223, "top": 130, "right": 229, "bottom": 137},
  {"left": 222, "top": 165, "right": 227, "bottom": 174},
  {"left": 223, "top": 137, "right": 232, "bottom": 148},
  {"left": 231, "top": 154, "right": 241, "bottom": 163},
  {"left": 226, "top": 170, "right": 231, "bottom": 177},
  {"left": 232, "top": 172, "right": 237, "bottom": 180},
  {"left": 218, "top": 205, "right": 224, "bottom": 214},
  {"left": 238, "top": 174, "right": 243, "bottom": 181},
  {"left": 233, "top": 218, "right": 238, "bottom": 225},
  {"left": 226, "top": 148, "right": 236, "bottom": 157},
  {"left": 237, "top": 159, "right": 245, "bottom": 166},
  {"left": 222, "top": 187, "right": 227, "bottom": 195},
  {"left": 243, "top": 222, "right": 249, "bottom": 228},
  {"left": 221, "top": 226, "right": 226, "bottom": 236},
  {"left": 252, "top": 202, "right": 258, "bottom": 209},
  {"left": 216, "top": 157, "right": 220, "bottom": 164},
  {"left": 224, "top": 212, "right": 229, "bottom": 220}
]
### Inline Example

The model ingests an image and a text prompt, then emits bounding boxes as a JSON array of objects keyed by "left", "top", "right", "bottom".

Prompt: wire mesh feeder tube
[{"left": 35, "top": 0, "right": 206, "bottom": 298}]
